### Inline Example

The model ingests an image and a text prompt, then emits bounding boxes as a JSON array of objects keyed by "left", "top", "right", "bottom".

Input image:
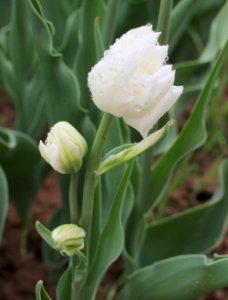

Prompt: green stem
[
  {"left": 81, "top": 113, "right": 113, "bottom": 245},
  {"left": 103, "top": 0, "right": 120, "bottom": 48},
  {"left": 71, "top": 256, "right": 79, "bottom": 300},
  {"left": 137, "top": 148, "right": 153, "bottom": 214},
  {"left": 157, "top": 0, "right": 174, "bottom": 45},
  {"left": 69, "top": 173, "right": 79, "bottom": 224},
  {"left": 69, "top": 173, "right": 80, "bottom": 300},
  {"left": 20, "top": 224, "right": 28, "bottom": 256}
]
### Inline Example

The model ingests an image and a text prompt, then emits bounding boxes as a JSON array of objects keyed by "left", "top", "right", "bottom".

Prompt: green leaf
[
  {"left": 119, "top": 255, "right": 228, "bottom": 300},
  {"left": 58, "top": 9, "right": 81, "bottom": 67},
  {"left": 0, "top": 46, "right": 20, "bottom": 108},
  {"left": 175, "top": 60, "right": 210, "bottom": 94},
  {"left": 35, "top": 281, "right": 52, "bottom": 300},
  {"left": 200, "top": 1, "right": 228, "bottom": 62},
  {"left": 36, "top": 221, "right": 55, "bottom": 249},
  {"left": 0, "top": 128, "right": 16, "bottom": 157},
  {"left": 22, "top": 70, "right": 46, "bottom": 137},
  {"left": 9, "top": 0, "right": 34, "bottom": 80},
  {"left": 83, "top": 162, "right": 133, "bottom": 300},
  {"left": 28, "top": 0, "right": 83, "bottom": 127},
  {"left": 0, "top": 166, "right": 8, "bottom": 243},
  {"left": 0, "top": 128, "right": 46, "bottom": 226},
  {"left": 38, "top": 0, "right": 72, "bottom": 46},
  {"left": 96, "top": 120, "right": 174, "bottom": 175},
  {"left": 169, "top": 0, "right": 225, "bottom": 54},
  {"left": 57, "top": 267, "right": 72, "bottom": 300},
  {"left": 140, "top": 160, "right": 228, "bottom": 265},
  {"left": 148, "top": 41, "right": 228, "bottom": 211}
]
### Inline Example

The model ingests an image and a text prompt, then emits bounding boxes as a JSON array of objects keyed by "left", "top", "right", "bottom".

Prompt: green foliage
[
  {"left": 0, "top": 128, "right": 47, "bottom": 226},
  {"left": 35, "top": 281, "right": 52, "bottom": 300},
  {"left": 57, "top": 267, "right": 72, "bottom": 300},
  {"left": 0, "top": 166, "right": 8, "bottom": 243},
  {"left": 150, "top": 41, "right": 228, "bottom": 211},
  {"left": 83, "top": 163, "right": 133, "bottom": 300},
  {"left": 36, "top": 221, "right": 55, "bottom": 249},
  {"left": 140, "top": 160, "right": 228, "bottom": 264},
  {"left": 119, "top": 254, "right": 228, "bottom": 300},
  {"left": 0, "top": 0, "right": 228, "bottom": 299}
]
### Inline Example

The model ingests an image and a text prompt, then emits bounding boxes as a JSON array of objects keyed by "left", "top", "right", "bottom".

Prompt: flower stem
[
  {"left": 70, "top": 256, "right": 79, "bottom": 300},
  {"left": 103, "top": 0, "right": 120, "bottom": 48},
  {"left": 69, "top": 173, "right": 79, "bottom": 224},
  {"left": 157, "top": 0, "right": 174, "bottom": 45},
  {"left": 20, "top": 224, "right": 28, "bottom": 256},
  {"left": 80, "top": 113, "right": 113, "bottom": 246}
]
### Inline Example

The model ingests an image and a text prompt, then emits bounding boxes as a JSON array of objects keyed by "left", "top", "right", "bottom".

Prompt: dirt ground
[{"left": 1, "top": 91, "right": 228, "bottom": 300}]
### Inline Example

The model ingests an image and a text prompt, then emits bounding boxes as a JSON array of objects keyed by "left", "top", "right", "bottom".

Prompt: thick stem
[
  {"left": 157, "top": 0, "right": 174, "bottom": 45},
  {"left": 80, "top": 113, "right": 113, "bottom": 245},
  {"left": 103, "top": 0, "right": 120, "bottom": 48},
  {"left": 20, "top": 224, "right": 28, "bottom": 256},
  {"left": 69, "top": 173, "right": 79, "bottom": 224},
  {"left": 70, "top": 256, "right": 79, "bottom": 300}
]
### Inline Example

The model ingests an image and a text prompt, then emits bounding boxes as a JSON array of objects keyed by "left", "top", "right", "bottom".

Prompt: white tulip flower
[
  {"left": 88, "top": 25, "right": 183, "bottom": 137},
  {"left": 39, "top": 121, "right": 87, "bottom": 174}
]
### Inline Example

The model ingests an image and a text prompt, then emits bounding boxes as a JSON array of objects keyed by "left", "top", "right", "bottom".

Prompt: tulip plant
[{"left": 0, "top": 0, "right": 228, "bottom": 300}]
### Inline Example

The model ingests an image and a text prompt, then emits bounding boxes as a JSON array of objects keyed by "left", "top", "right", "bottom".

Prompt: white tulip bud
[
  {"left": 88, "top": 25, "right": 183, "bottom": 137},
  {"left": 39, "top": 121, "right": 87, "bottom": 174},
  {"left": 52, "top": 224, "right": 86, "bottom": 256}
]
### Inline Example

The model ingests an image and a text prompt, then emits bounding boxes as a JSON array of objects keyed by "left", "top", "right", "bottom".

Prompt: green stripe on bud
[{"left": 39, "top": 121, "right": 87, "bottom": 174}]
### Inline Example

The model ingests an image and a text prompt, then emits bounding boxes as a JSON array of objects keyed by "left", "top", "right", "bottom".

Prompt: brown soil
[
  {"left": 1, "top": 91, "right": 228, "bottom": 300},
  {"left": 0, "top": 173, "right": 61, "bottom": 300}
]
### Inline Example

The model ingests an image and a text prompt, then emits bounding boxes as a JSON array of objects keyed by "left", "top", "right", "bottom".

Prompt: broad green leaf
[
  {"left": 140, "top": 160, "right": 228, "bottom": 265},
  {"left": 35, "top": 221, "right": 55, "bottom": 249},
  {"left": 57, "top": 267, "right": 72, "bottom": 300},
  {"left": 0, "top": 128, "right": 16, "bottom": 157},
  {"left": 169, "top": 0, "right": 196, "bottom": 52},
  {"left": 0, "top": 166, "right": 8, "bottom": 243},
  {"left": 83, "top": 162, "right": 133, "bottom": 300},
  {"left": 0, "top": 128, "right": 46, "bottom": 226},
  {"left": 119, "top": 255, "right": 228, "bottom": 300},
  {"left": 42, "top": 208, "right": 66, "bottom": 264},
  {"left": 35, "top": 281, "right": 52, "bottom": 300},
  {"left": 22, "top": 70, "right": 46, "bottom": 138},
  {"left": 39, "top": 0, "right": 72, "bottom": 46},
  {"left": 200, "top": 1, "right": 228, "bottom": 62},
  {"left": 148, "top": 41, "right": 228, "bottom": 211},
  {"left": 58, "top": 9, "right": 81, "bottom": 67},
  {"left": 28, "top": 0, "right": 83, "bottom": 127},
  {"left": 9, "top": 0, "right": 34, "bottom": 80},
  {"left": 0, "top": 1, "right": 10, "bottom": 27},
  {"left": 96, "top": 120, "right": 174, "bottom": 175},
  {"left": 102, "top": 118, "right": 128, "bottom": 227},
  {"left": 0, "top": 46, "right": 20, "bottom": 107}
]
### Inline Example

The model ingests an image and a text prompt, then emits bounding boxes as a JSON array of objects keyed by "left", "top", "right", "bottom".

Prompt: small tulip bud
[
  {"left": 39, "top": 121, "right": 87, "bottom": 174},
  {"left": 52, "top": 224, "right": 86, "bottom": 256}
]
